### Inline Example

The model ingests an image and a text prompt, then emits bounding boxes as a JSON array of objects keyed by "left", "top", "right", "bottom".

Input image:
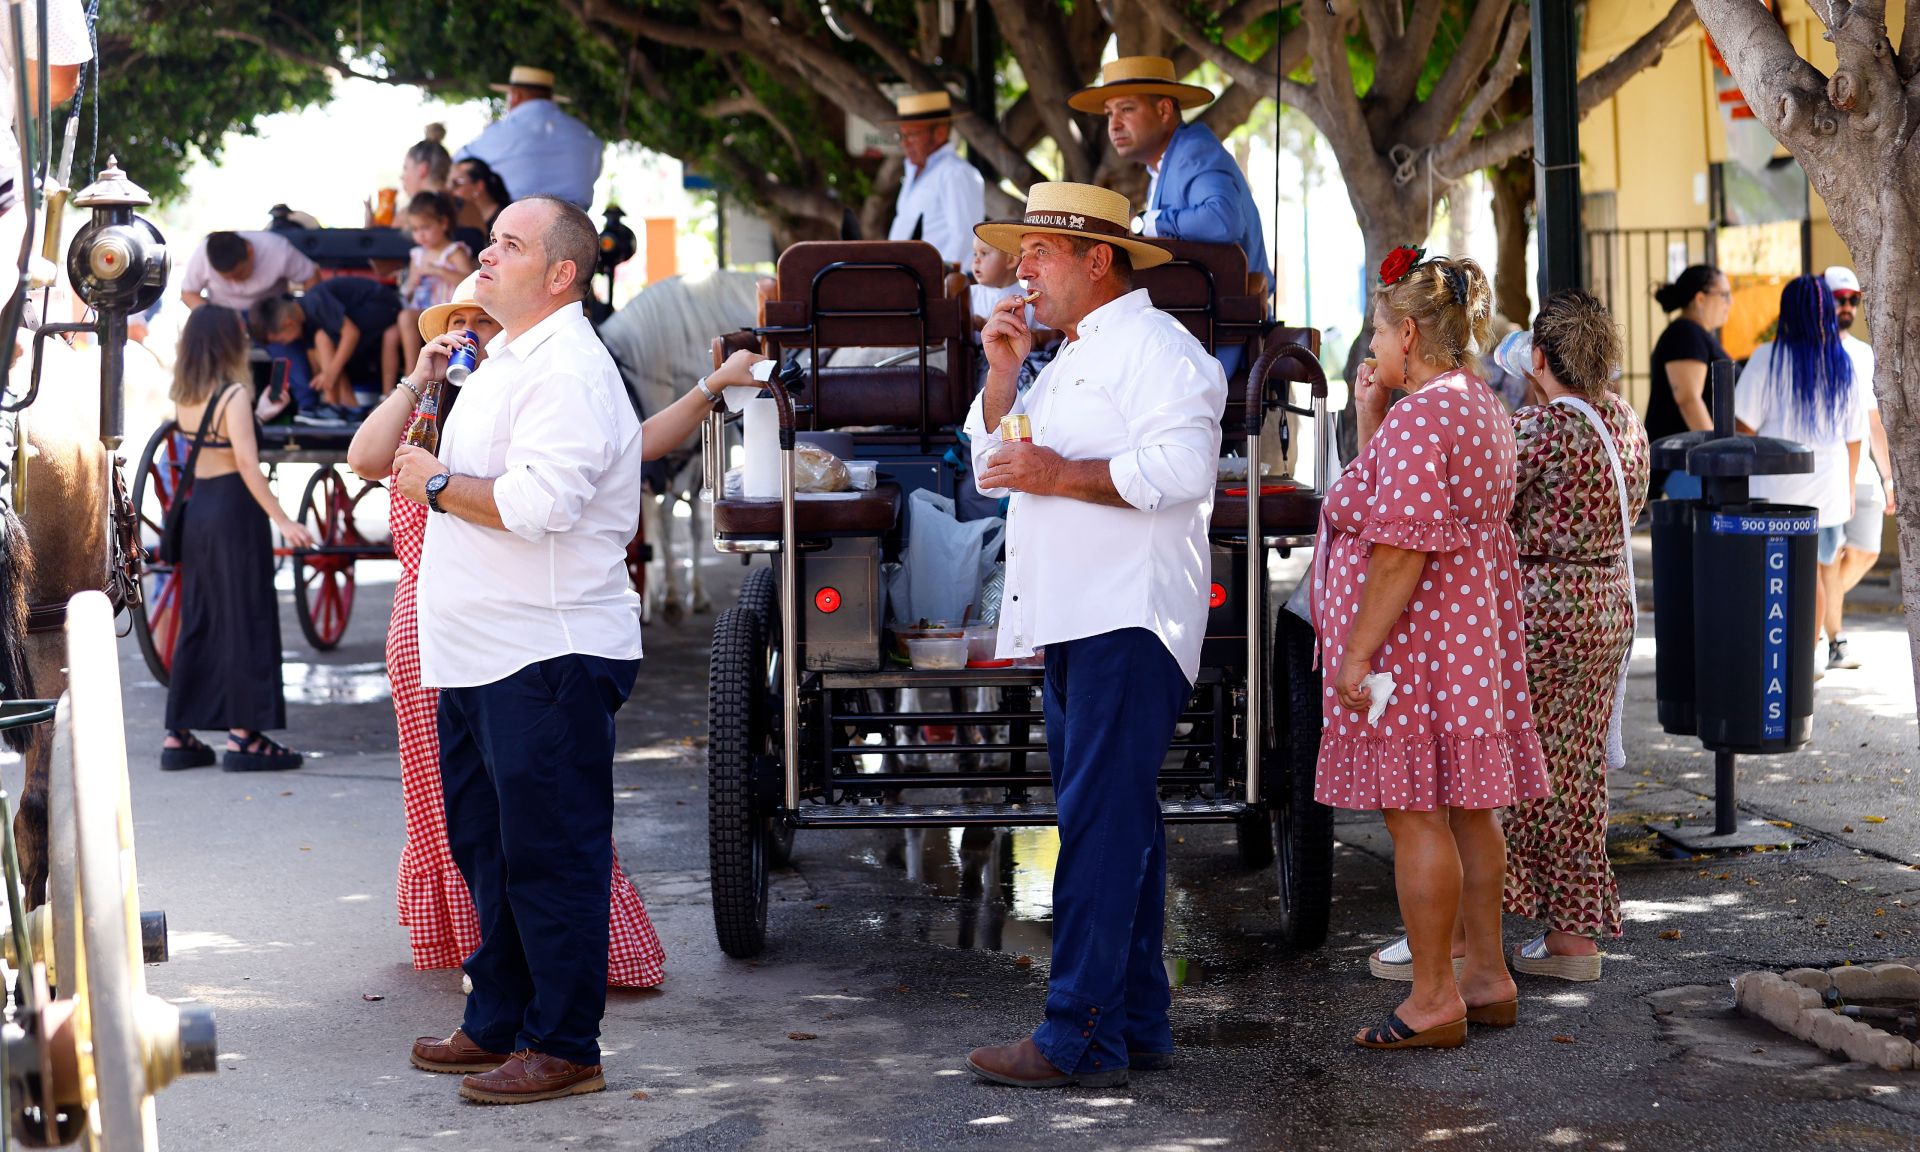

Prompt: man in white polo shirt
[
  {"left": 961, "top": 182, "right": 1224, "bottom": 1089},
  {"left": 885, "top": 90, "right": 985, "bottom": 268}
]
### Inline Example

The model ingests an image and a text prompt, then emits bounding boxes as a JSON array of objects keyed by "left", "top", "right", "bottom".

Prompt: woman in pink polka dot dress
[{"left": 1311, "top": 251, "right": 1548, "bottom": 1050}]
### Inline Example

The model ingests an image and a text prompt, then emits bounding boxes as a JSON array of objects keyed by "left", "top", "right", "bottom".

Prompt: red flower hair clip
[{"left": 1378, "top": 245, "right": 1426, "bottom": 287}]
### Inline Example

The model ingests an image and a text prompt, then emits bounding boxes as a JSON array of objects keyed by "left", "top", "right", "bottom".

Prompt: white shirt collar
[
  {"left": 908, "top": 140, "right": 959, "bottom": 180},
  {"left": 491, "top": 300, "right": 585, "bottom": 362},
  {"left": 1073, "top": 288, "right": 1153, "bottom": 338}
]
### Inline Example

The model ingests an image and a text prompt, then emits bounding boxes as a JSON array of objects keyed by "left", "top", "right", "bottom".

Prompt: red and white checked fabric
[{"left": 389, "top": 491, "right": 665, "bottom": 987}]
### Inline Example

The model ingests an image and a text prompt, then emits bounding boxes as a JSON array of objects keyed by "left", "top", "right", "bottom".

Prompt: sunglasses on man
[{"left": 1834, "top": 291, "right": 1862, "bottom": 305}]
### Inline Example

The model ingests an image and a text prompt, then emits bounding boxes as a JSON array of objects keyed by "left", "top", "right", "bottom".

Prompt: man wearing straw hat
[
  {"left": 886, "top": 90, "right": 986, "bottom": 268},
  {"left": 962, "top": 182, "right": 1225, "bottom": 1089},
  {"left": 456, "top": 65, "right": 604, "bottom": 210},
  {"left": 1070, "top": 56, "right": 1271, "bottom": 303}
]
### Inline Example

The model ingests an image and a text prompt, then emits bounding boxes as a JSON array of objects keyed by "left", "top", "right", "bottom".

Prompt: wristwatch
[
  {"left": 695, "top": 374, "right": 726, "bottom": 409},
  {"left": 424, "top": 471, "right": 452, "bottom": 514}
]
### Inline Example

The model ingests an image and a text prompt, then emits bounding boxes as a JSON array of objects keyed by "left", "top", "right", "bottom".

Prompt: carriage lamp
[
  {"left": 814, "top": 587, "right": 842, "bottom": 614},
  {"left": 66, "top": 156, "right": 169, "bottom": 447},
  {"left": 1209, "top": 582, "right": 1227, "bottom": 609}
]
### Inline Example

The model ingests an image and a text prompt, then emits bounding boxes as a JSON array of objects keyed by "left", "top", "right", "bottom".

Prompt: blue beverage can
[{"left": 446, "top": 333, "right": 479, "bottom": 384}]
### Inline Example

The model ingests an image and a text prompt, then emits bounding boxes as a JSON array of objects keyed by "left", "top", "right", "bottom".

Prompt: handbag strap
[
  {"left": 1549, "top": 395, "right": 1633, "bottom": 586},
  {"left": 177, "top": 382, "right": 242, "bottom": 501}
]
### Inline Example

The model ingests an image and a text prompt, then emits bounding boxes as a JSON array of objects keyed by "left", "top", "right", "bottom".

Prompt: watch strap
[{"left": 425, "top": 472, "right": 451, "bottom": 514}]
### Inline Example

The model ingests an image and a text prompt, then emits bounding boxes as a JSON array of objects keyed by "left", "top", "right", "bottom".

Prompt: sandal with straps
[
  {"left": 222, "top": 732, "right": 303, "bottom": 773},
  {"left": 160, "top": 730, "right": 216, "bottom": 772},
  {"left": 1355, "top": 1010, "right": 1467, "bottom": 1050}
]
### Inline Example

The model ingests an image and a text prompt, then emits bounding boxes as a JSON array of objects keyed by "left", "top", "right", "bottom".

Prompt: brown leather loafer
[
  {"left": 410, "top": 1028, "right": 510, "bottom": 1074},
  {"left": 458, "top": 1050, "right": 606, "bottom": 1104},
  {"left": 966, "top": 1037, "right": 1127, "bottom": 1089}
]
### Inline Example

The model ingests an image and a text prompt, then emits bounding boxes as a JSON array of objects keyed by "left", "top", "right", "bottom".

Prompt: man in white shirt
[
  {"left": 960, "top": 183, "right": 1224, "bottom": 1090},
  {"left": 393, "top": 194, "right": 761, "bottom": 1104},
  {"left": 1821, "top": 265, "right": 1895, "bottom": 670},
  {"left": 885, "top": 91, "right": 985, "bottom": 268},
  {"left": 455, "top": 65, "right": 603, "bottom": 210},
  {"left": 177, "top": 230, "right": 318, "bottom": 311}
]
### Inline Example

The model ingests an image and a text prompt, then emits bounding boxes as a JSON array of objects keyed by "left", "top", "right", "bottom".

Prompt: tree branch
[
  {"left": 209, "top": 29, "right": 458, "bottom": 91},
  {"left": 1687, "top": 0, "right": 1831, "bottom": 155},
  {"left": 1364, "top": 0, "right": 1445, "bottom": 118},
  {"left": 569, "top": 0, "right": 741, "bottom": 50},
  {"left": 1442, "top": 0, "right": 1697, "bottom": 178},
  {"left": 987, "top": 0, "right": 1096, "bottom": 182},
  {"left": 1434, "top": 5, "right": 1531, "bottom": 171},
  {"left": 1904, "top": 0, "right": 1920, "bottom": 80},
  {"left": 1399, "top": 0, "right": 1514, "bottom": 146},
  {"left": 1132, "top": 0, "right": 1315, "bottom": 114},
  {"left": 1823, "top": 0, "right": 1904, "bottom": 139}
]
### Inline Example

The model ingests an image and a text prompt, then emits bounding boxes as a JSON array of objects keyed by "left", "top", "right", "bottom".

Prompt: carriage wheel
[
  {"left": 1271, "top": 610, "right": 1333, "bottom": 948},
  {"left": 708, "top": 606, "right": 780, "bottom": 958},
  {"left": 129, "top": 422, "right": 188, "bottom": 687},
  {"left": 734, "top": 566, "right": 794, "bottom": 868},
  {"left": 294, "top": 468, "right": 359, "bottom": 650}
]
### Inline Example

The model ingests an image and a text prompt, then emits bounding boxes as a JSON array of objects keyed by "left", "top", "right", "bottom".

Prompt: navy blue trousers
[
  {"left": 1032, "top": 628, "right": 1190, "bottom": 1075},
  {"left": 438, "top": 653, "right": 639, "bottom": 1066}
]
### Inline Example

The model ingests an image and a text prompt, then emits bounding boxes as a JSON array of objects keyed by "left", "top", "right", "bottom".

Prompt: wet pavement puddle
[{"left": 281, "top": 661, "right": 390, "bottom": 706}]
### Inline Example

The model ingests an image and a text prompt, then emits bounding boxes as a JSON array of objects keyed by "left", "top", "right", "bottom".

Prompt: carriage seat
[
  {"left": 1208, "top": 481, "right": 1322, "bottom": 539},
  {"left": 713, "top": 483, "right": 903, "bottom": 539}
]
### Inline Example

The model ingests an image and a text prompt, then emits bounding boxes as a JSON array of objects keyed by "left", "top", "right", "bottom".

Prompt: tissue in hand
[
  {"left": 1360, "top": 672, "right": 1396, "bottom": 726},
  {"left": 722, "top": 357, "right": 778, "bottom": 413}
]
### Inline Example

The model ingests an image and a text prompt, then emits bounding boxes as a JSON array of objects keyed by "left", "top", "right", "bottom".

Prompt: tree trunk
[{"left": 1488, "top": 155, "right": 1534, "bottom": 326}]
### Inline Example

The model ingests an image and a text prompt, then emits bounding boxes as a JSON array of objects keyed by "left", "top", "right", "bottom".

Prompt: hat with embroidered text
[{"left": 974, "top": 182, "right": 1171, "bottom": 269}]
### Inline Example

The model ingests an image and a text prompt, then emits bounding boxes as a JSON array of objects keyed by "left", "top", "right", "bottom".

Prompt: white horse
[{"left": 599, "top": 269, "right": 760, "bottom": 621}]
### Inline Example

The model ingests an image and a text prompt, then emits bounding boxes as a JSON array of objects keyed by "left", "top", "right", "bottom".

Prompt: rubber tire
[
  {"left": 1272, "top": 610, "right": 1334, "bottom": 948},
  {"left": 1235, "top": 807, "right": 1276, "bottom": 868},
  {"left": 733, "top": 565, "right": 795, "bottom": 868},
  {"left": 708, "top": 606, "right": 771, "bottom": 958}
]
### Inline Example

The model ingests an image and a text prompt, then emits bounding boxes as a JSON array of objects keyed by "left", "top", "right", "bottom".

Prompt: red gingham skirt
[{"left": 389, "top": 495, "right": 664, "bottom": 986}]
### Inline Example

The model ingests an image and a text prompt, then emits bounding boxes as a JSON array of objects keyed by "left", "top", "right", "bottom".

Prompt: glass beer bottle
[{"left": 403, "top": 378, "right": 444, "bottom": 454}]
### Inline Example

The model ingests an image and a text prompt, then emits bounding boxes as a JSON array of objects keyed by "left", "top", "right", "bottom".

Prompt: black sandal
[
  {"left": 222, "top": 732, "right": 303, "bottom": 773},
  {"left": 1354, "top": 1011, "right": 1467, "bottom": 1050},
  {"left": 160, "top": 730, "right": 216, "bottom": 772}
]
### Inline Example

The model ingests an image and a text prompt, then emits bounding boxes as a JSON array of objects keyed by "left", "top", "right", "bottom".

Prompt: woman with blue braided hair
[{"left": 1734, "top": 274, "right": 1869, "bottom": 662}]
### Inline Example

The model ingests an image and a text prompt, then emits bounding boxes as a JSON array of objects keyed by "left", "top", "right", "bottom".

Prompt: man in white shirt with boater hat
[
  {"left": 960, "top": 182, "right": 1225, "bottom": 1089},
  {"left": 1821, "top": 264, "right": 1896, "bottom": 670},
  {"left": 885, "top": 90, "right": 985, "bottom": 268}
]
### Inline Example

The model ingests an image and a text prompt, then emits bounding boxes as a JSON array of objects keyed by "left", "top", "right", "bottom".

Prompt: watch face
[{"left": 426, "top": 473, "right": 448, "bottom": 493}]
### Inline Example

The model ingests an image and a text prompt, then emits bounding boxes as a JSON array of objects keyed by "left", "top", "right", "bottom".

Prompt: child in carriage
[{"left": 392, "top": 191, "right": 476, "bottom": 380}]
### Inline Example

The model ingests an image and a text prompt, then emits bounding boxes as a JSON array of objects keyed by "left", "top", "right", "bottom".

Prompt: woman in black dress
[
  {"left": 1645, "top": 264, "right": 1732, "bottom": 499},
  {"left": 160, "top": 306, "right": 316, "bottom": 771}
]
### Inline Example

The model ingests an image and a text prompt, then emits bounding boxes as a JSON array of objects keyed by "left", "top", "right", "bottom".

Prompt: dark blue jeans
[
  {"left": 1032, "top": 628, "right": 1190, "bottom": 1075},
  {"left": 438, "top": 653, "right": 640, "bottom": 1067}
]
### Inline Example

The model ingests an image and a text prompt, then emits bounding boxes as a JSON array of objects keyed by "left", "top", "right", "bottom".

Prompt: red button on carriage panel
[
  {"left": 1208, "top": 583, "right": 1227, "bottom": 609},
  {"left": 814, "top": 587, "right": 842, "bottom": 614}
]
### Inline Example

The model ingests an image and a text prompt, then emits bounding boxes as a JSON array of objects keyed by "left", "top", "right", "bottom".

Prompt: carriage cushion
[
  {"left": 713, "top": 482, "right": 903, "bottom": 538},
  {"left": 770, "top": 242, "right": 964, "bottom": 347},
  {"left": 788, "top": 364, "right": 966, "bottom": 430},
  {"left": 1208, "top": 482, "right": 1322, "bottom": 538}
]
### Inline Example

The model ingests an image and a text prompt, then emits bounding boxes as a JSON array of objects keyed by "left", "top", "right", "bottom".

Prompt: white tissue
[
  {"left": 742, "top": 397, "right": 780, "bottom": 498},
  {"left": 722, "top": 357, "right": 778, "bottom": 413},
  {"left": 1361, "top": 672, "right": 1396, "bottom": 727}
]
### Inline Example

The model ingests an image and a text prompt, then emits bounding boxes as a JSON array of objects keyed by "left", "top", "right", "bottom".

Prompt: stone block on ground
[
  {"left": 1830, "top": 965, "right": 1880, "bottom": 1001},
  {"left": 1784, "top": 967, "right": 1831, "bottom": 990},
  {"left": 1867, "top": 964, "right": 1920, "bottom": 1001}
]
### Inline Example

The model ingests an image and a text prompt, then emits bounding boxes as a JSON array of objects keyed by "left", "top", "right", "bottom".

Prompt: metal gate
[{"left": 1585, "top": 227, "right": 1717, "bottom": 411}]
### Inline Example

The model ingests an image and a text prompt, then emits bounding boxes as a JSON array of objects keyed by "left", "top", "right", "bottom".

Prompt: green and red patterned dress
[{"left": 1501, "top": 392, "right": 1649, "bottom": 939}]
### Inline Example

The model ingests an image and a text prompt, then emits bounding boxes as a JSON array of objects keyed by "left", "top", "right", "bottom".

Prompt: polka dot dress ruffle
[{"left": 1310, "top": 371, "right": 1548, "bottom": 812}]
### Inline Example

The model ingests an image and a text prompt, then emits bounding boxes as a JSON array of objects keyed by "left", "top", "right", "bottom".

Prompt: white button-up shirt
[
  {"left": 887, "top": 141, "right": 986, "bottom": 267},
  {"left": 417, "top": 302, "right": 643, "bottom": 688},
  {"left": 455, "top": 99, "right": 605, "bottom": 209},
  {"left": 964, "top": 288, "right": 1225, "bottom": 683}
]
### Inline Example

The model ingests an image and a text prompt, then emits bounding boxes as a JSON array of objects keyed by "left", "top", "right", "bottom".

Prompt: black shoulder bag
[{"left": 156, "top": 383, "right": 242, "bottom": 565}]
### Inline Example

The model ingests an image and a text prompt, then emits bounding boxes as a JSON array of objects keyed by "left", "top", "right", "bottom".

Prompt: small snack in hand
[
  {"left": 1363, "top": 357, "right": 1378, "bottom": 369},
  {"left": 1018, "top": 279, "right": 1040, "bottom": 304}
]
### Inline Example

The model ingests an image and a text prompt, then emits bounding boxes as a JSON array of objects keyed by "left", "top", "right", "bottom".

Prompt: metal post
[
  {"left": 1531, "top": 0, "right": 1582, "bottom": 298},
  {"left": 99, "top": 310, "right": 126, "bottom": 448},
  {"left": 1244, "top": 426, "right": 1262, "bottom": 811},
  {"left": 1715, "top": 750, "right": 1737, "bottom": 835}
]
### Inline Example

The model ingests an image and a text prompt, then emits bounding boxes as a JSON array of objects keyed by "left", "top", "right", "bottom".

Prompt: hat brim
[
  {"left": 1067, "top": 79, "right": 1214, "bottom": 115},
  {"left": 886, "top": 109, "right": 957, "bottom": 123},
  {"left": 418, "top": 297, "right": 495, "bottom": 342},
  {"left": 973, "top": 220, "right": 1171, "bottom": 269},
  {"left": 489, "top": 82, "right": 572, "bottom": 103}
]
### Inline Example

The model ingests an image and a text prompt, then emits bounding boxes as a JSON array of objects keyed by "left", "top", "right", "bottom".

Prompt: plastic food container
[
  {"left": 893, "top": 623, "right": 964, "bottom": 659},
  {"left": 963, "top": 623, "right": 998, "bottom": 664},
  {"left": 906, "top": 635, "right": 968, "bottom": 669}
]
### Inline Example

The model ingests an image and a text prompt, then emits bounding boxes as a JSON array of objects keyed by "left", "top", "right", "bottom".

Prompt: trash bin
[
  {"left": 1683, "top": 435, "right": 1817, "bottom": 754},
  {"left": 1648, "top": 432, "right": 1713, "bottom": 736}
]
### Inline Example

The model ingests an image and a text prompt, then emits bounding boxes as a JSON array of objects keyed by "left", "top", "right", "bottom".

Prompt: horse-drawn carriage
[{"left": 699, "top": 237, "right": 1338, "bottom": 959}]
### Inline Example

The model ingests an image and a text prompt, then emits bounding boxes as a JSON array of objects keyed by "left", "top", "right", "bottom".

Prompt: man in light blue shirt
[{"left": 456, "top": 65, "right": 603, "bottom": 210}]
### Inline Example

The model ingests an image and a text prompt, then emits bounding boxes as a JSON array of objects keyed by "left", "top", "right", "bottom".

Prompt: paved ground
[{"left": 48, "top": 541, "right": 1920, "bottom": 1151}]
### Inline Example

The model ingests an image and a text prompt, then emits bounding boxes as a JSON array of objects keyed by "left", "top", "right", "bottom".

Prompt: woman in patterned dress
[
  {"left": 349, "top": 273, "right": 666, "bottom": 987},
  {"left": 1313, "top": 251, "right": 1548, "bottom": 1049},
  {"left": 1502, "top": 292, "right": 1650, "bottom": 981}
]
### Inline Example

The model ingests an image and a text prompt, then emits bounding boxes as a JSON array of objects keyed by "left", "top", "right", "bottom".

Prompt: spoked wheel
[
  {"left": 51, "top": 593, "right": 217, "bottom": 1150},
  {"left": 734, "top": 566, "right": 794, "bottom": 868},
  {"left": 129, "top": 421, "right": 188, "bottom": 687},
  {"left": 708, "top": 606, "right": 774, "bottom": 958},
  {"left": 1271, "top": 610, "right": 1333, "bottom": 948},
  {"left": 294, "top": 467, "right": 360, "bottom": 650}
]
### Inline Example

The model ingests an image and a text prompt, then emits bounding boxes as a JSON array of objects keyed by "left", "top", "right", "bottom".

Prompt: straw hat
[
  {"left": 490, "top": 64, "right": 571, "bottom": 103},
  {"left": 974, "top": 182, "right": 1171, "bottom": 269},
  {"left": 889, "top": 90, "right": 958, "bottom": 123},
  {"left": 418, "top": 272, "right": 493, "bottom": 342},
  {"left": 1067, "top": 56, "right": 1214, "bottom": 114}
]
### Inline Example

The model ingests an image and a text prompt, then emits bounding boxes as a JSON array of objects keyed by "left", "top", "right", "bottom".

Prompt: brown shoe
[
  {"left": 458, "top": 1049, "right": 606, "bottom": 1104},
  {"left": 411, "top": 1028, "right": 510, "bottom": 1074},
  {"left": 966, "top": 1037, "right": 1127, "bottom": 1089}
]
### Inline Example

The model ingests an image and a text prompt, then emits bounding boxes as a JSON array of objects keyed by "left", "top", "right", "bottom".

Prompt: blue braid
[{"left": 1767, "top": 274, "right": 1853, "bottom": 438}]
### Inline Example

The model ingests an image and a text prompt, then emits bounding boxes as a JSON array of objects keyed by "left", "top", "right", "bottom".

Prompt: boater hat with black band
[
  {"left": 1067, "top": 55, "right": 1215, "bottom": 114},
  {"left": 489, "top": 64, "right": 572, "bottom": 103},
  {"left": 974, "top": 182, "right": 1172, "bottom": 269},
  {"left": 889, "top": 90, "right": 959, "bottom": 123}
]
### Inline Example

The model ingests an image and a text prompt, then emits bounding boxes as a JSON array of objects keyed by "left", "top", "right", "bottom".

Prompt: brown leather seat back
[{"left": 1134, "top": 239, "right": 1258, "bottom": 354}]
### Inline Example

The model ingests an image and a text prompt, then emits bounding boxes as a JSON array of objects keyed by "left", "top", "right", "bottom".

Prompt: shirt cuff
[
  {"left": 1108, "top": 452, "right": 1162, "bottom": 512},
  {"left": 491, "top": 466, "right": 556, "bottom": 542},
  {"left": 1140, "top": 209, "right": 1162, "bottom": 238}
]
